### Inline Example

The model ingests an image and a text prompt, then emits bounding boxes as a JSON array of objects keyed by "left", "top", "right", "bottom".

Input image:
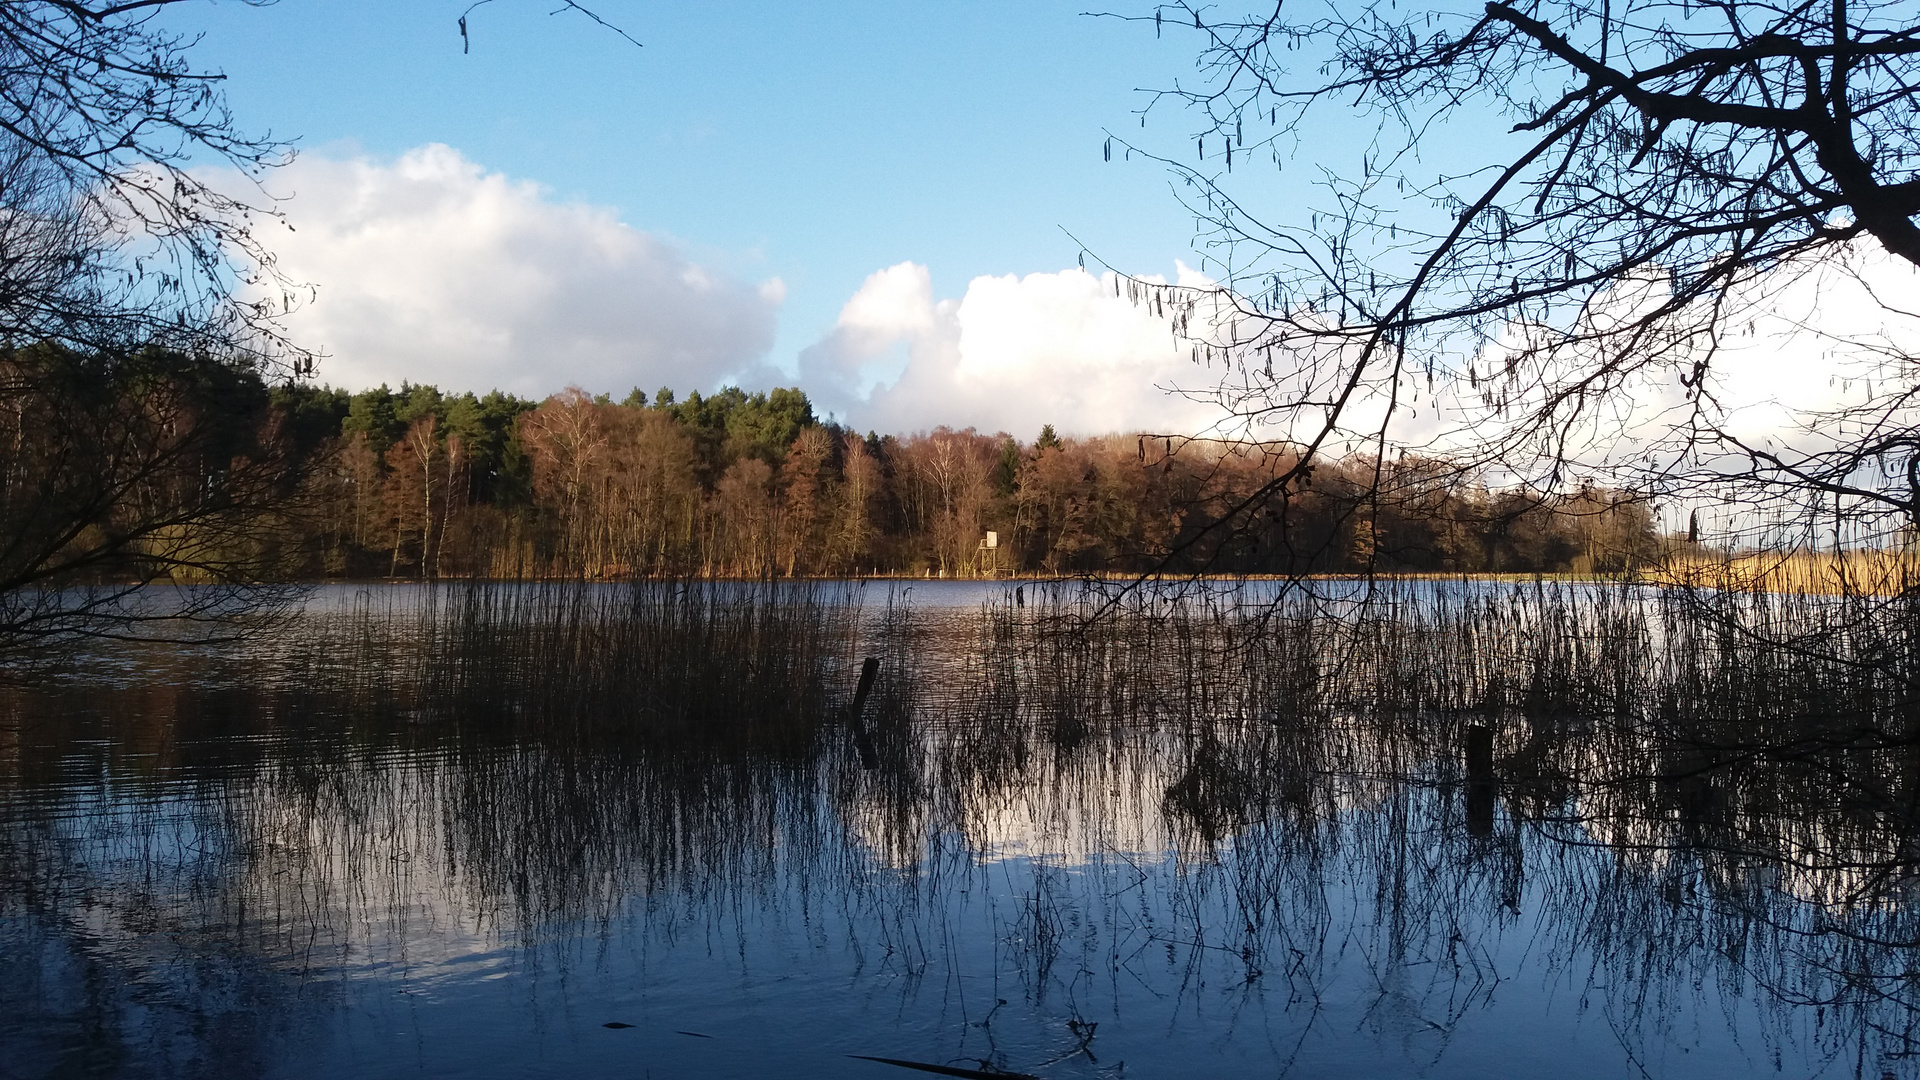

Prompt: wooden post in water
[
  {"left": 1464, "top": 724, "right": 1495, "bottom": 836},
  {"left": 848, "top": 656, "right": 880, "bottom": 769},
  {"left": 1465, "top": 725, "right": 1494, "bottom": 778}
]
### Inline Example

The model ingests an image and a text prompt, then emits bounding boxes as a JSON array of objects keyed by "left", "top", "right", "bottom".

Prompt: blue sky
[{"left": 162, "top": 1, "right": 1247, "bottom": 432}]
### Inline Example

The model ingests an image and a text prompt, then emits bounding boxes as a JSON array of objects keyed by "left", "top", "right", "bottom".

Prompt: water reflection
[{"left": 4, "top": 579, "right": 1920, "bottom": 1078}]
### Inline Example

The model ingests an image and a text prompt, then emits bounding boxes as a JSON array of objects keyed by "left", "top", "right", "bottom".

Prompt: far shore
[{"left": 250, "top": 558, "right": 1916, "bottom": 597}]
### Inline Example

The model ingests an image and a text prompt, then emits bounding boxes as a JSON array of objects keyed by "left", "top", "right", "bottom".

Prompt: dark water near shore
[{"left": 5, "top": 580, "right": 1920, "bottom": 1078}]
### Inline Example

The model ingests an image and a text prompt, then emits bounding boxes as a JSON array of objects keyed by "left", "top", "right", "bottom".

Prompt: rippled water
[{"left": 3, "top": 580, "right": 1917, "bottom": 1078}]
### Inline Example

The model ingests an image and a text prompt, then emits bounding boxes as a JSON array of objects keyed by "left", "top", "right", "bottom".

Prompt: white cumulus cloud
[
  {"left": 256, "top": 144, "right": 780, "bottom": 398},
  {"left": 802, "top": 262, "right": 1233, "bottom": 438}
]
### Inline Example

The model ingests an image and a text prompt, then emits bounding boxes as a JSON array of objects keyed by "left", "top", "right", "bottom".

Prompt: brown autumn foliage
[{"left": 87, "top": 377, "right": 1664, "bottom": 583}]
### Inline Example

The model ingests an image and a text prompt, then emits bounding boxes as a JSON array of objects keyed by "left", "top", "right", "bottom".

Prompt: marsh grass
[
  {"left": 274, "top": 579, "right": 863, "bottom": 747},
  {"left": 1652, "top": 545, "right": 1920, "bottom": 596},
  {"left": 865, "top": 575, "right": 1920, "bottom": 1058},
  {"left": 10, "top": 575, "right": 1920, "bottom": 1074}
]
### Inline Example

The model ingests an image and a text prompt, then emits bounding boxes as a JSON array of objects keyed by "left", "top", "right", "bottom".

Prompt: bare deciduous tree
[
  {"left": 0, "top": 1, "right": 297, "bottom": 357},
  {"left": 0, "top": 343, "right": 305, "bottom": 652},
  {"left": 1104, "top": 0, "right": 1920, "bottom": 554},
  {"left": 0, "top": 1, "right": 315, "bottom": 652}
]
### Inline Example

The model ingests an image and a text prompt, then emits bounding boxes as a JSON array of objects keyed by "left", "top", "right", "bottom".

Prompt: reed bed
[
  {"left": 9, "top": 575, "right": 1920, "bottom": 1074},
  {"left": 1650, "top": 545, "right": 1920, "bottom": 595},
  {"left": 269, "top": 579, "right": 864, "bottom": 746},
  {"left": 856, "top": 576, "right": 1920, "bottom": 1061}
]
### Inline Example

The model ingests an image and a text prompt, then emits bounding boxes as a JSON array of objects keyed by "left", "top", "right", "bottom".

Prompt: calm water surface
[{"left": 2, "top": 580, "right": 1914, "bottom": 1078}]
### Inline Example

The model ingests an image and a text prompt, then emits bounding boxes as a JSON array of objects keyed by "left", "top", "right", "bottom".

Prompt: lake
[{"left": 3, "top": 578, "right": 1916, "bottom": 1078}]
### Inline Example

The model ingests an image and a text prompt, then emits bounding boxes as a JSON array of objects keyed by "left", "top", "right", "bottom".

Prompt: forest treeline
[
  {"left": 7, "top": 343, "right": 1662, "bottom": 583},
  {"left": 267, "top": 374, "right": 1661, "bottom": 579}
]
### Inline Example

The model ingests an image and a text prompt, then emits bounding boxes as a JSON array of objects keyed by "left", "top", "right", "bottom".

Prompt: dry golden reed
[{"left": 1648, "top": 547, "right": 1920, "bottom": 596}]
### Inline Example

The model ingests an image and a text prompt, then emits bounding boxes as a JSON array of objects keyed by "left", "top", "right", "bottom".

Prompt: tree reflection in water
[{"left": 2, "top": 579, "right": 1918, "bottom": 1077}]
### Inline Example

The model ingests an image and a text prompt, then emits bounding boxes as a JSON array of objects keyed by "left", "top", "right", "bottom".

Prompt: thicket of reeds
[
  {"left": 901, "top": 577, "right": 1920, "bottom": 1055},
  {"left": 8, "top": 576, "right": 1920, "bottom": 1074},
  {"left": 1651, "top": 544, "right": 1920, "bottom": 596},
  {"left": 680, "top": 576, "right": 1903, "bottom": 1063},
  {"left": 265, "top": 579, "right": 864, "bottom": 747}
]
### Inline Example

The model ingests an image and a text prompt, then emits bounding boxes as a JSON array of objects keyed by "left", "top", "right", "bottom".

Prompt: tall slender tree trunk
[
  {"left": 434, "top": 439, "right": 459, "bottom": 580},
  {"left": 420, "top": 464, "right": 432, "bottom": 578}
]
